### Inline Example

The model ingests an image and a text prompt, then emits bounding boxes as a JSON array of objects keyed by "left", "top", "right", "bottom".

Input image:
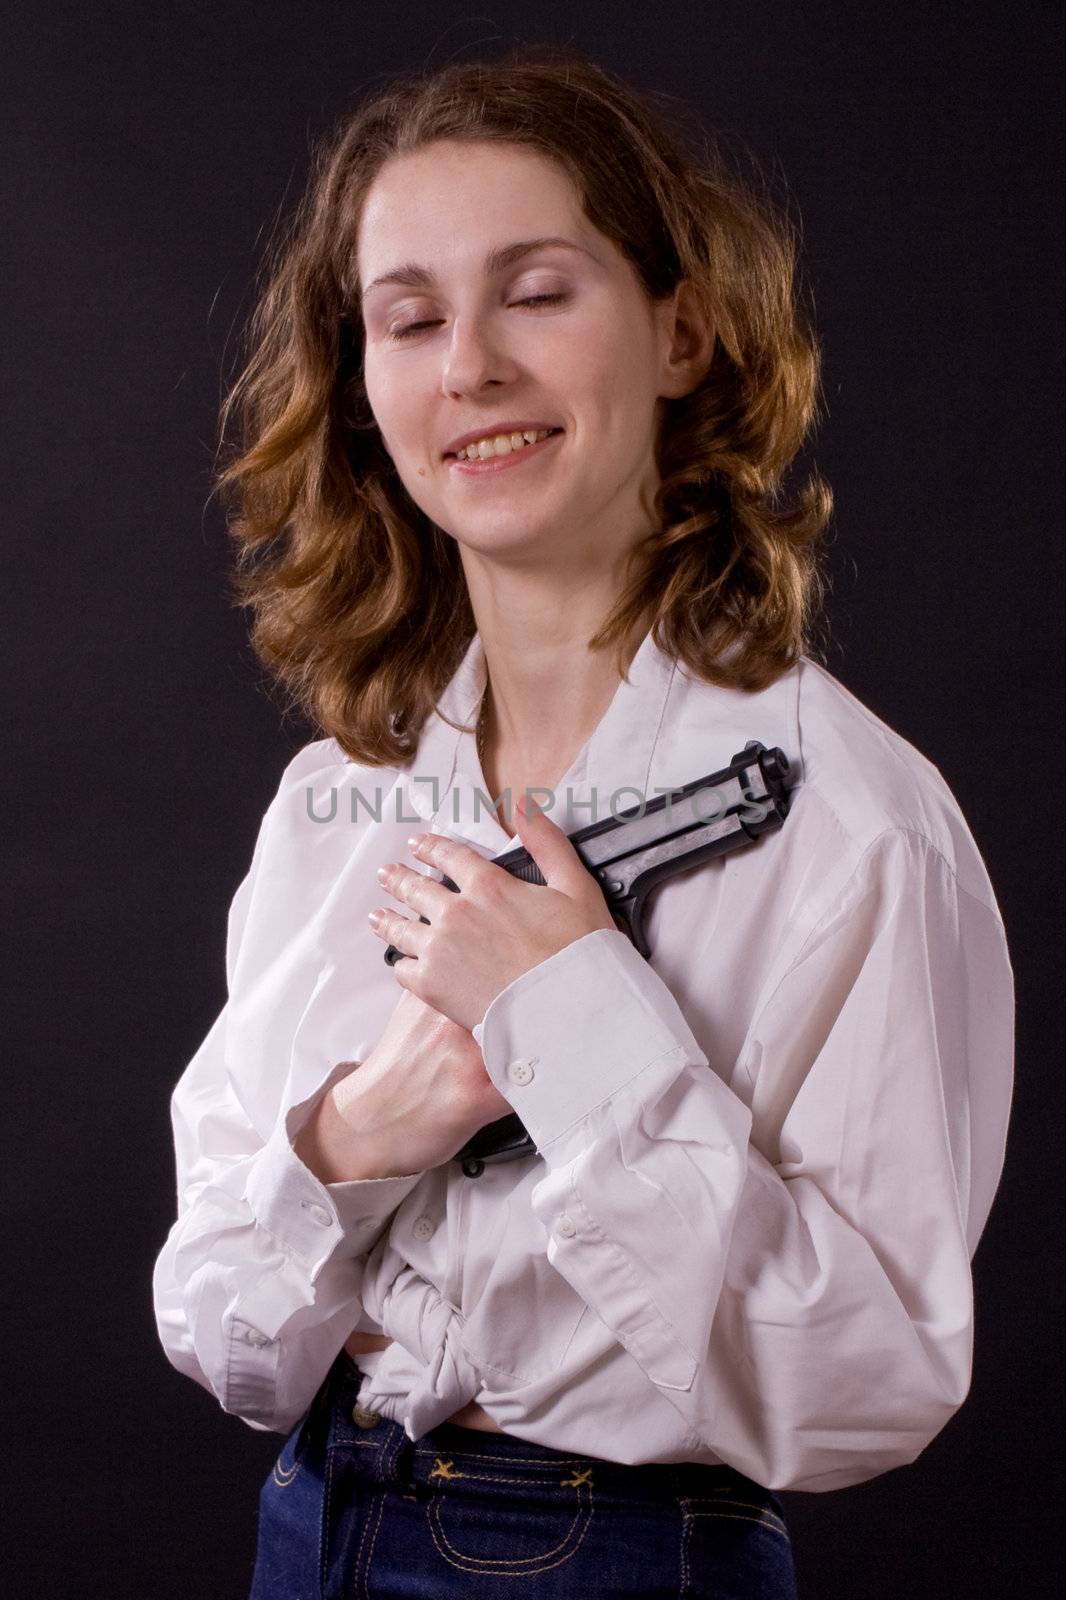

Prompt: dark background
[{"left": 6, "top": 3, "right": 1062, "bottom": 1595}]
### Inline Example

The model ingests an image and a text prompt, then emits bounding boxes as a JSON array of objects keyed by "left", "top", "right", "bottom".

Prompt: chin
[{"left": 455, "top": 528, "right": 553, "bottom": 558}]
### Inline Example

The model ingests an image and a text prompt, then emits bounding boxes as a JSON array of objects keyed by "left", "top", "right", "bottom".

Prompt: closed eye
[{"left": 388, "top": 293, "right": 569, "bottom": 342}]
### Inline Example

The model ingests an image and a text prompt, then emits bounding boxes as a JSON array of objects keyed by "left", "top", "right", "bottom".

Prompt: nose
[{"left": 440, "top": 315, "right": 516, "bottom": 399}]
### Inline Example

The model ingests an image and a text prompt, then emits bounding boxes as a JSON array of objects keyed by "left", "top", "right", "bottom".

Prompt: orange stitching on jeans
[
  {"left": 693, "top": 1500, "right": 789, "bottom": 1535},
  {"left": 414, "top": 1445, "right": 589, "bottom": 1467},
  {"left": 429, "top": 1456, "right": 467, "bottom": 1480},
  {"left": 681, "top": 1496, "right": 789, "bottom": 1538},
  {"left": 319, "top": 1448, "right": 334, "bottom": 1596},
  {"left": 358, "top": 1489, "right": 388, "bottom": 1600},
  {"left": 561, "top": 1467, "right": 593, "bottom": 1488},
  {"left": 424, "top": 1482, "right": 594, "bottom": 1575},
  {"left": 686, "top": 1509, "right": 791, "bottom": 1542},
  {"left": 361, "top": 1424, "right": 410, "bottom": 1593},
  {"left": 353, "top": 1473, "right": 383, "bottom": 1599},
  {"left": 680, "top": 1499, "right": 791, "bottom": 1591},
  {"left": 432, "top": 1470, "right": 536, "bottom": 1487}
]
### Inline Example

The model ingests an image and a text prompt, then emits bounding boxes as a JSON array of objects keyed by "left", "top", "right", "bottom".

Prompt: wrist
[{"left": 294, "top": 1077, "right": 403, "bottom": 1183}]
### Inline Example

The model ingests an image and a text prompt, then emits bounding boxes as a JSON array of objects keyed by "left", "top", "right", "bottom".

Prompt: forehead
[{"left": 355, "top": 140, "right": 592, "bottom": 280}]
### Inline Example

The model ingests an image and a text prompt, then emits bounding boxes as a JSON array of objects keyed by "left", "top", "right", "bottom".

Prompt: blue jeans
[{"left": 249, "top": 1351, "right": 799, "bottom": 1598}]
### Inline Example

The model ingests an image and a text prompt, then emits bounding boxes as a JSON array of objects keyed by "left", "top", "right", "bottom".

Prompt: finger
[
  {"left": 378, "top": 860, "right": 453, "bottom": 918},
  {"left": 369, "top": 905, "right": 429, "bottom": 961},
  {"left": 407, "top": 831, "right": 489, "bottom": 890},
  {"left": 513, "top": 795, "right": 596, "bottom": 895}
]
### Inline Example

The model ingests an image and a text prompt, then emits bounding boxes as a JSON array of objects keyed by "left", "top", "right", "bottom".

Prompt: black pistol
[{"left": 383, "top": 739, "right": 795, "bottom": 1170}]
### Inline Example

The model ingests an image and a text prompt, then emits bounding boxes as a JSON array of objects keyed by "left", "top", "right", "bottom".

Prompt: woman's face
[{"left": 356, "top": 138, "right": 688, "bottom": 571}]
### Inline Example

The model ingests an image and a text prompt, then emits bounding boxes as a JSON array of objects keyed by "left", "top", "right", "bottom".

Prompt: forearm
[{"left": 293, "top": 1066, "right": 402, "bottom": 1182}]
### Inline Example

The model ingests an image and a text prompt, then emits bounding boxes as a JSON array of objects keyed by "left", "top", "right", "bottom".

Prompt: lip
[
  {"left": 447, "top": 430, "right": 564, "bottom": 476},
  {"left": 442, "top": 423, "right": 563, "bottom": 458}
]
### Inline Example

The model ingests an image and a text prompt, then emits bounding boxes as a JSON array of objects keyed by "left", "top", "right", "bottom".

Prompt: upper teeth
[{"left": 454, "top": 428, "right": 555, "bottom": 460}]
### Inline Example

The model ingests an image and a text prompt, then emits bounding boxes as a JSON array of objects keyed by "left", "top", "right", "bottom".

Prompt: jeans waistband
[{"left": 326, "top": 1350, "right": 761, "bottom": 1504}]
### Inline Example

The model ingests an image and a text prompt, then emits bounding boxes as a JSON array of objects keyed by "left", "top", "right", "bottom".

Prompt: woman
[{"left": 153, "top": 48, "right": 1014, "bottom": 1599}]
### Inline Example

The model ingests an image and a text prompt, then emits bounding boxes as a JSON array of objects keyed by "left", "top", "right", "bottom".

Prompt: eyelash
[{"left": 388, "top": 292, "right": 569, "bottom": 342}]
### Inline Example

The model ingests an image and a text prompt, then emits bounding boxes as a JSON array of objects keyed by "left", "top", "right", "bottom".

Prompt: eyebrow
[{"left": 360, "top": 236, "right": 590, "bottom": 301}]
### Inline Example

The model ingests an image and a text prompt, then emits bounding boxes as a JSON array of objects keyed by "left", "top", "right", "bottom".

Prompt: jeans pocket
[
  {"left": 250, "top": 1402, "right": 331, "bottom": 1600},
  {"left": 268, "top": 1367, "right": 335, "bottom": 1490},
  {"left": 679, "top": 1489, "right": 798, "bottom": 1599},
  {"left": 271, "top": 1412, "right": 312, "bottom": 1489},
  {"left": 419, "top": 1452, "right": 596, "bottom": 1579}
]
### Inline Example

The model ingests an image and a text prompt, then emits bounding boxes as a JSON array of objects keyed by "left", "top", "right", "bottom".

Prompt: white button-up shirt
[{"left": 152, "top": 625, "right": 1014, "bottom": 1491}]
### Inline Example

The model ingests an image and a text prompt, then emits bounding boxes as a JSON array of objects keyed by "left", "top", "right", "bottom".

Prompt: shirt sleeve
[
  {"left": 151, "top": 747, "right": 425, "bottom": 1436},
  {"left": 471, "top": 827, "right": 1014, "bottom": 1491}
]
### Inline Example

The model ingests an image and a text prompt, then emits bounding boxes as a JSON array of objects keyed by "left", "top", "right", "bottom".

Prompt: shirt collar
[
  {"left": 400, "top": 625, "right": 802, "bottom": 853},
  {"left": 649, "top": 650, "right": 803, "bottom": 801}
]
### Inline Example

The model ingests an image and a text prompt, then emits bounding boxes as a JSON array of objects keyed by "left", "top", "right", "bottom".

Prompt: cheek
[
  {"left": 361, "top": 358, "right": 414, "bottom": 448},
  {"left": 565, "top": 319, "right": 657, "bottom": 435},
  {"left": 361, "top": 364, "right": 393, "bottom": 437},
  {"left": 584, "top": 373, "right": 652, "bottom": 456}
]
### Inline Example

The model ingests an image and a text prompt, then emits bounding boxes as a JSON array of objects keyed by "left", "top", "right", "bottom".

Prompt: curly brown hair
[{"left": 215, "top": 44, "right": 834, "bottom": 768}]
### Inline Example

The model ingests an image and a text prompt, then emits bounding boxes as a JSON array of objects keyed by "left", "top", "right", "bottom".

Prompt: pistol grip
[{"left": 609, "top": 893, "right": 651, "bottom": 959}]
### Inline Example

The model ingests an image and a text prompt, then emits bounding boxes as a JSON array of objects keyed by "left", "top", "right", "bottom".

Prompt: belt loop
[
  {"left": 392, "top": 1431, "right": 417, "bottom": 1487},
  {"left": 374, "top": 1415, "right": 415, "bottom": 1487}
]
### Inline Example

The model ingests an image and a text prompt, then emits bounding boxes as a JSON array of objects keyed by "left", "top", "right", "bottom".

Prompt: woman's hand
[
  {"left": 296, "top": 988, "right": 515, "bottom": 1180},
  {"left": 368, "top": 795, "right": 618, "bottom": 1032}
]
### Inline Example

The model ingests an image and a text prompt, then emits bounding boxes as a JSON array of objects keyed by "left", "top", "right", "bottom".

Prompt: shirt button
[
  {"left": 244, "top": 1327, "right": 272, "bottom": 1346},
  {"left": 508, "top": 1057, "right": 535, "bottom": 1085},
  {"left": 412, "top": 1216, "right": 436, "bottom": 1241},
  {"left": 555, "top": 1213, "right": 577, "bottom": 1239}
]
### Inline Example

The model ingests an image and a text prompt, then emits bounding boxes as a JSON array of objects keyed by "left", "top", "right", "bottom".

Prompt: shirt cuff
[
  {"left": 243, "top": 1058, "right": 425, "bottom": 1269},
  {"left": 472, "top": 928, "right": 700, "bottom": 1150}
]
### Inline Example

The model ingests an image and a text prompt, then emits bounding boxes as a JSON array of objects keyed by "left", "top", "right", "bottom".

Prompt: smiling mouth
[{"left": 444, "top": 427, "right": 564, "bottom": 461}]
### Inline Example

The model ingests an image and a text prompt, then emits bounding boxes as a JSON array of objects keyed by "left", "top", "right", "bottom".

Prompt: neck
[
  {"left": 473, "top": 603, "right": 656, "bottom": 833},
  {"left": 458, "top": 515, "right": 659, "bottom": 763}
]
